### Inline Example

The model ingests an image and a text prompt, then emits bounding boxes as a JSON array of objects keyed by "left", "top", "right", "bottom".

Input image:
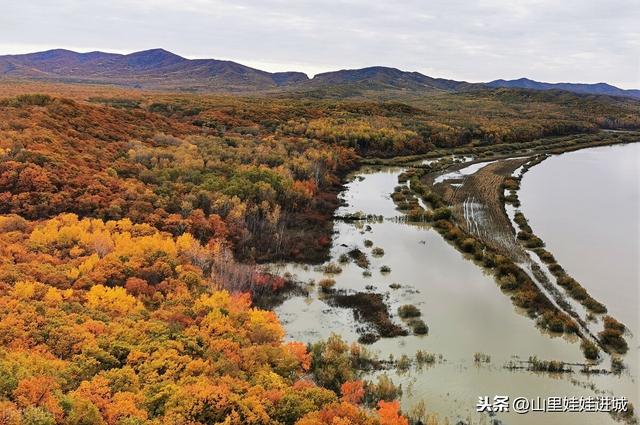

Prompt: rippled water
[{"left": 274, "top": 144, "right": 639, "bottom": 424}]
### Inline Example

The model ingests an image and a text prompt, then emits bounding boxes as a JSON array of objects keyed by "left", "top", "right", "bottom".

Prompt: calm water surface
[{"left": 274, "top": 143, "right": 639, "bottom": 424}]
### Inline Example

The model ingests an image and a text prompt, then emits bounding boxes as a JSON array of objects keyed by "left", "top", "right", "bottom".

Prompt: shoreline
[
  {"left": 396, "top": 137, "right": 638, "bottom": 363},
  {"left": 360, "top": 130, "right": 640, "bottom": 167}
]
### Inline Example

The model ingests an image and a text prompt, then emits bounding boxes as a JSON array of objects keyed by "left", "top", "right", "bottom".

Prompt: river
[{"left": 273, "top": 143, "right": 639, "bottom": 424}]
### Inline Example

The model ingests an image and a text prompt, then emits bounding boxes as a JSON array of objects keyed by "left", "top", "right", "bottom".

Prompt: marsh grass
[
  {"left": 473, "top": 352, "right": 491, "bottom": 364},
  {"left": 527, "top": 356, "right": 569, "bottom": 373},
  {"left": 415, "top": 350, "right": 436, "bottom": 365}
]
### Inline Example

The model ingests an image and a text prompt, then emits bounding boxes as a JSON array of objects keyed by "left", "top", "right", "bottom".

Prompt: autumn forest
[{"left": 0, "top": 78, "right": 639, "bottom": 425}]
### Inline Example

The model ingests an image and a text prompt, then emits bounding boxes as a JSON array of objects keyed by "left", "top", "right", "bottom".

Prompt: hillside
[
  {"left": 0, "top": 49, "right": 471, "bottom": 94},
  {"left": 487, "top": 77, "right": 640, "bottom": 99},
  {"left": 0, "top": 48, "right": 309, "bottom": 91},
  {"left": 307, "top": 66, "right": 473, "bottom": 91}
]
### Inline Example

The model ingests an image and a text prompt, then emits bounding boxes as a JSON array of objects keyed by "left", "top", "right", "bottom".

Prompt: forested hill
[
  {"left": 1, "top": 48, "right": 470, "bottom": 92},
  {"left": 0, "top": 49, "right": 309, "bottom": 91},
  {"left": 487, "top": 78, "right": 640, "bottom": 100},
  {"left": 0, "top": 48, "right": 472, "bottom": 93}
]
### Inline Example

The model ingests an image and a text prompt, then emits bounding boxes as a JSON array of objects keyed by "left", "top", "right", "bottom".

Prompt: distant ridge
[
  {"left": 0, "top": 48, "right": 309, "bottom": 91},
  {"left": 487, "top": 77, "right": 640, "bottom": 99},
  {"left": 0, "top": 48, "right": 472, "bottom": 93},
  {"left": 309, "top": 66, "right": 473, "bottom": 91},
  {"left": 0, "top": 48, "right": 637, "bottom": 98}
]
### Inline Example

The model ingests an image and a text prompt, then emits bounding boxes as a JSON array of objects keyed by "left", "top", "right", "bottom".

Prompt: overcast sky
[{"left": 1, "top": 0, "right": 638, "bottom": 88}]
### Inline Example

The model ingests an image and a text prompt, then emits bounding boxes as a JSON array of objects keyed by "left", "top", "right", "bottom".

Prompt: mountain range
[
  {"left": 0, "top": 48, "right": 638, "bottom": 99},
  {"left": 487, "top": 78, "right": 640, "bottom": 99}
]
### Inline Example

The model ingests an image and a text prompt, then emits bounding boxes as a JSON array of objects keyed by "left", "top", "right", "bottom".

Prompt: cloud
[{"left": 1, "top": 0, "right": 638, "bottom": 88}]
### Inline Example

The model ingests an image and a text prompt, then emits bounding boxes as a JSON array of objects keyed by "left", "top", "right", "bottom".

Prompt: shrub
[
  {"left": 364, "top": 239, "right": 373, "bottom": 248},
  {"left": 564, "top": 320, "right": 579, "bottom": 334},
  {"left": 513, "top": 212, "right": 531, "bottom": 232},
  {"left": 504, "top": 194, "right": 520, "bottom": 206},
  {"left": 557, "top": 275, "right": 577, "bottom": 288},
  {"left": 582, "top": 297, "right": 607, "bottom": 314},
  {"left": 598, "top": 316, "right": 628, "bottom": 353},
  {"left": 548, "top": 317, "right": 565, "bottom": 333},
  {"left": 338, "top": 253, "right": 350, "bottom": 263},
  {"left": 348, "top": 248, "right": 370, "bottom": 268},
  {"left": 0, "top": 215, "right": 29, "bottom": 233},
  {"left": 547, "top": 263, "right": 565, "bottom": 276},
  {"left": 371, "top": 247, "right": 385, "bottom": 256},
  {"left": 380, "top": 265, "right": 391, "bottom": 274},
  {"left": 598, "top": 328, "right": 628, "bottom": 354},
  {"left": 13, "top": 94, "right": 53, "bottom": 107},
  {"left": 398, "top": 304, "right": 421, "bottom": 319},
  {"left": 498, "top": 273, "right": 519, "bottom": 291},
  {"left": 482, "top": 253, "right": 497, "bottom": 268},
  {"left": 525, "top": 236, "right": 545, "bottom": 248},
  {"left": 533, "top": 248, "right": 556, "bottom": 263},
  {"left": 389, "top": 283, "right": 401, "bottom": 289},
  {"left": 460, "top": 238, "right": 477, "bottom": 253},
  {"left": 502, "top": 178, "right": 519, "bottom": 190},
  {"left": 409, "top": 319, "right": 428, "bottom": 335},
  {"left": 432, "top": 207, "right": 451, "bottom": 221},
  {"left": 421, "top": 210, "right": 434, "bottom": 221},
  {"left": 611, "top": 357, "right": 625, "bottom": 374},
  {"left": 319, "top": 278, "right": 336, "bottom": 292},
  {"left": 445, "top": 227, "right": 463, "bottom": 241},
  {"left": 391, "top": 192, "right": 406, "bottom": 202},
  {"left": 408, "top": 208, "right": 427, "bottom": 221},
  {"left": 396, "top": 201, "right": 412, "bottom": 211},
  {"left": 323, "top": 262, "right": 343, "bottom": 274},
  {"left": 363, "top": 374, "right": 402, "bottom": 405},
  {"left": 153, "top": 133, "right": 182, "bottom": 147},
  {"left": 603, "top": 315, "right": 625, "bottom": 332},
  {"left": 358, "top": 333, "right": 378, "bottom": 344},
  {"left": 580, "top": 340, "right": 599, "bottom": 360}
]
